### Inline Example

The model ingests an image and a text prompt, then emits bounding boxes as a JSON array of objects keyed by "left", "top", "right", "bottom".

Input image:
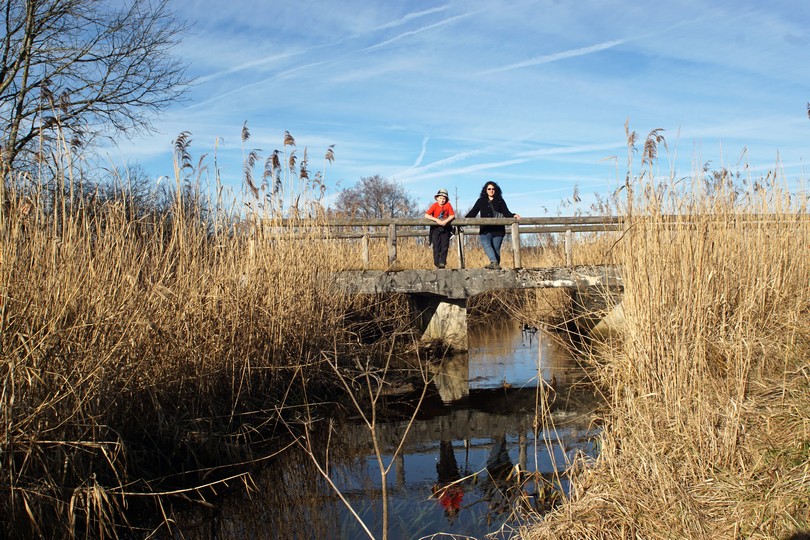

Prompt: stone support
[{"left": 410, "top": 294, "right": 468, "bottom": 350}]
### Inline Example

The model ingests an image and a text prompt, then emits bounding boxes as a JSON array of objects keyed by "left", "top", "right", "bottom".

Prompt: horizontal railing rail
[
  {"left": 256, "top": 214, "right": 808, "bottom": 269},
  {"left": 307, "top": 215, "right": 625, "bottom": 269},
  {"left": 315, "top": 215, "right": 623, "bottom": 227}
]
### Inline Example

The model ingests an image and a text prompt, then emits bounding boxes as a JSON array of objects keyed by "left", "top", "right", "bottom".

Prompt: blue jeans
[{"left": 479, "top": 233, "right": 504, "bottom": 264}]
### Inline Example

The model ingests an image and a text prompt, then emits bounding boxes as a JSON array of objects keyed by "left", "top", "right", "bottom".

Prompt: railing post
[
  {"left": 387, "top": 223, "right": 397, "bottom": 267},
  {"left": 565, "top": 229, "right": 572, "bottom": 267},
  {"left": 511, "top": 222, "right": 521, "bottom": 269},
  {"left": 456, "top": 226, "right": 465, "bottom": 269},
  {"left": 362, "top": 226, "right": 369, "bottom": 269}
]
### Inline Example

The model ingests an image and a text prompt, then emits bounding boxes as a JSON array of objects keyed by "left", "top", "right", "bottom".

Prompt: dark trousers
[{"left": 430, "top": 227, "right": 451, "bottom": 267}]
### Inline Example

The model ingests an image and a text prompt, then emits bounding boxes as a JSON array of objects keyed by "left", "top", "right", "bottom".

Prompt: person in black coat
[{"left": 465, "top": 181, "right": 520, "bottom": 269}]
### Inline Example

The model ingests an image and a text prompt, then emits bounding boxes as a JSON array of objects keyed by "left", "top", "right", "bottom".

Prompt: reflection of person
[
  {"left": 479, "top": 434, "right": 515, "bottom": 520},
  {"left": 424, "top": 188, "right": 455, "bottom": 269},
  {"left": 464, "top": 181, "right": 520, "bottom": 269},
  {"left": 433, "top": 440, "right": 464, "bottom": 520},
  {"left": 486, "top": 435, "right": 513, "bottom": 480}
]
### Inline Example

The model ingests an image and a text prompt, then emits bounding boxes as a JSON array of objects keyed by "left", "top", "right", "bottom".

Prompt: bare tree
[
  {"left": 0, "top": 0, "right": 190, "bottom": 173},
  {"left": 333, "top": 175, "right": 419, "bottom": 218}
]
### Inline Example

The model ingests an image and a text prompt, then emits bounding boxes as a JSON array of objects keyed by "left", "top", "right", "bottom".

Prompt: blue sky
[{"left": 108, "top": 0, "right": 810, "bottom": 216}]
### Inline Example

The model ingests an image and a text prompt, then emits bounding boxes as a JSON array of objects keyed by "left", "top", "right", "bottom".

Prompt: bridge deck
[{"left": 334, "top": 265, "right": 622, "bottom": 300}]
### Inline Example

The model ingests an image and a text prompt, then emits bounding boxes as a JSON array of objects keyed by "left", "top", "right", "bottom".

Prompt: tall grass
[
  {"left": 0, "top": 136, "right": 365, "bottom": 537},
  {"left": 523, "top": 160, "right": 809, "bottom": 538}
]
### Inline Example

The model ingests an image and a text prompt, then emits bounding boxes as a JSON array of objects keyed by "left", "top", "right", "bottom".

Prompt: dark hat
[{"left": 435, "top": 188, "right": 449, "bottom": 200}]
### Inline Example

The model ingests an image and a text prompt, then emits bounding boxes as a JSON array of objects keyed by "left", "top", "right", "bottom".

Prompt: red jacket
[{"left": 425, "top": 201, "right": 455, "bottom": 222}]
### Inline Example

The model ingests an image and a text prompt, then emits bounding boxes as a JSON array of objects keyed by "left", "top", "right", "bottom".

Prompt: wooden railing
[
  {"left": 302, "top": 213, "right": 809, "bottom": 269},
  {"left": 318, "top": 216, "right": 624, "bottom": 269}
]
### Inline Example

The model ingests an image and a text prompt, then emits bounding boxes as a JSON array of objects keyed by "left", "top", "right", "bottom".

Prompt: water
[{"left": 179, "top": 321, "right": 600, "bottom": 540}]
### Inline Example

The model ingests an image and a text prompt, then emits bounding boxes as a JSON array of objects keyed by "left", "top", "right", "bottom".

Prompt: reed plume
[{"left": 522, "top": 144, "right": 810, "bottom": 540}]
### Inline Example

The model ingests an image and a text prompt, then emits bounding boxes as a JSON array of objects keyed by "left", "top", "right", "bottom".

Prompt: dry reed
[
  {"left": 0, "top": 137, "right": 373, "bottom": 537},
  {"left": 521, "top": 163, "right": 809, "bottom": 539}
]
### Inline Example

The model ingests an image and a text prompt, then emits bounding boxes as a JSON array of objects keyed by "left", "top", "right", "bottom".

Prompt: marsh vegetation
[
  {"left": 522, "top": 138, "right": 810, "bottom": 539},
  {"left": 1, "top": 127, "right": 808, "bottom": 539}
]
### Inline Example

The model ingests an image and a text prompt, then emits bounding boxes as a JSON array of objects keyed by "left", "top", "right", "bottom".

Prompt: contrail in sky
[
  {"left": 397, "top": 158, "right": 530, "bottom": 184},
  {"left": 479, "top": 39, "right": 626, "bottom": 75},
  {"left": 414, "top": 136, "right": 429, "bottom": 167},
  {"left": 373, "top": 6, "right": 451, "bottom": 32},
  {"left": 363, "top": 11, "right": 483, "bottom": 51}
]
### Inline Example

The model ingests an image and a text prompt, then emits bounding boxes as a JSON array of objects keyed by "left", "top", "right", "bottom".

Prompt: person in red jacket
[{"left": 424, "top": 188, "right": 455, "bottom": 269}]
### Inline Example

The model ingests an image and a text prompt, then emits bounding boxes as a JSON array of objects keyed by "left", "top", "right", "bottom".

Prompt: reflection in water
[
  {"left": 432, "top": 320, "right": 574, "bottom": 403},
  {"left": 432, "top": 441, "right": 465, "bottom": 522},
  {"left": 480, "top": 434, "right": 515, "bottom": 525},
  {"left": 430, "top": 354, "right": 469, "bottom": 403},
  {"left": 171, "top": 321, "right": 600, "bottom": 539}
]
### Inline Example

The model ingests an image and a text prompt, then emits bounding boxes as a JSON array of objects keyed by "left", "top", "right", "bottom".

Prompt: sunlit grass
[
  {"left": 522, "top": 161, "right": 810, "bottom": 539},
  {"left": 0, "top": 152, "right": 365, "bottom": 536}
]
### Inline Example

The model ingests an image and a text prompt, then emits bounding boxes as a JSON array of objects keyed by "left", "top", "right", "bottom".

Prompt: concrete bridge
[
  {"left": 312, "top": 215, "right": 629, "bottom": 348},
  {"left": 334, "top": 265, "right": 621, "bottom": 299},
  {"left": 334, "top": 265, "right": 623, "bottom": 349}
]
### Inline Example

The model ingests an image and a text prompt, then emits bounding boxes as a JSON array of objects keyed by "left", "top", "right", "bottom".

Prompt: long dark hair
[{"left": 479, "top": 181, "right": 502, "bottom": 199}]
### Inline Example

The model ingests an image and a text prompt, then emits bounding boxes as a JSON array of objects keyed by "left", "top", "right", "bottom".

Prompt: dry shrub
[
  {"left": 0, "top": 171, "right": 357, "bottom": 536},
  {"left": 523, "top": 171, "right": 810, "bottom": 539}
]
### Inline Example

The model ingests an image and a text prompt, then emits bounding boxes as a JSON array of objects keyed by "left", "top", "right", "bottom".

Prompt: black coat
[{"left": 465, "top": 197, "right": 516, "bottom": 235}]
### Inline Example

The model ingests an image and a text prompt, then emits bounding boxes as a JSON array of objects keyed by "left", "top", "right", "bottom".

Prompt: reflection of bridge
[
  {"left": 340, "top": 385, "right": 601, "bottom": 494},
  {"left": 372, "top": 386, "right": 597, "bottom": 447}
]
